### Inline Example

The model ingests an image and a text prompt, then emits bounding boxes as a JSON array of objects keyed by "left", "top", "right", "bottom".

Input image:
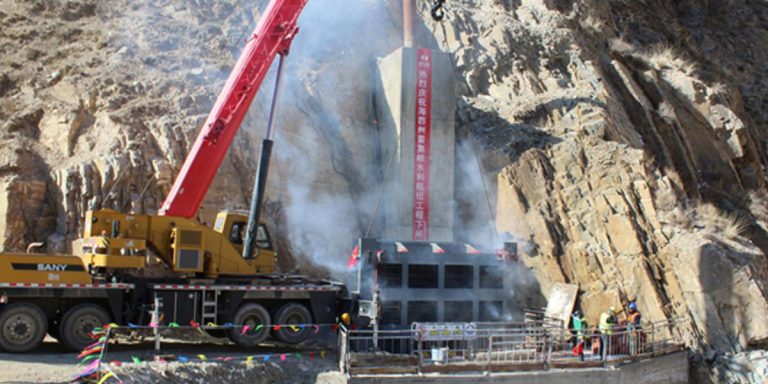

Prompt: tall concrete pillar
[{"left": 374, "top": 47, "right": 455, "bottom": 242}]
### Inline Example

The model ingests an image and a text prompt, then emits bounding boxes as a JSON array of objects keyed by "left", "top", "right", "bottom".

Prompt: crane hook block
[{"left": 431, "top": 0, "right": 445, "bottom": 21}]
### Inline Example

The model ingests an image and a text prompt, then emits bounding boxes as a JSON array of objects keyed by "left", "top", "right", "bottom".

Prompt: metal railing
[{"left": 340, "top": 319, "right": 685, "bottom": 376}]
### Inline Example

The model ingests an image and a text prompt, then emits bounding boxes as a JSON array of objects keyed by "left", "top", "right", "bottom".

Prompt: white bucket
[{"left": 431, "top": 347, "right": 448, "bottom": 363}]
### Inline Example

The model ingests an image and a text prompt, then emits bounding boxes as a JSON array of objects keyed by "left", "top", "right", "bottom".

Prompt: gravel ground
[{"left": 0, "top": 337, "right": 345, "bottom": 384}]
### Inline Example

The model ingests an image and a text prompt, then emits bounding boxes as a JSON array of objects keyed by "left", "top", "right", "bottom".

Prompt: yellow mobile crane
[{"left": 0, "top": 0, "right": 349, "bottom": 353}]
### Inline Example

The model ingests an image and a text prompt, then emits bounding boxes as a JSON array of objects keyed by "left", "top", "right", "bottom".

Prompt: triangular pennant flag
[
  {"left": 223, "top": 322, "right": 234, "bottom": 328},
  {"left": 289, "top": 325, "right": 299, "bottom": 332},
  {"left": 78, "top": 354, "right": 99, "bottom": 365},
  {"left": 273, "top": 325, "right": 281, "bottom": 331},
  {"left": 77, "top": 347, "right": 102, "bottom": 359},
  {"left": 96, "top": 372, "right": 114, "bottom": 384},
  {"left": 254, "top": 324, "right": 264, "bottom": 332},
  {"left": 295, "top": 353, "right": 302, "bottom": 359},
  {"left": 263, "top": 355, "right": 270, "bottom": 362},
  {"left": 280, "top": 354, "right": 286, "bottom": 361},
  {"left": 241, "top": 325, "right": 251, "bottom": 335},
  {"left": 309, "top": 352, "right": 315, "bottom": 360},
  {"left": 197, "top": 354, "right": 207, "bottom": 360},
  {"left": 128, "top": 323, "right": 140, "bottom": 328},
  {"left": 246, "top": 356, "right": 254, "bottom": 365},
  {"left": 178, "top": 356, "right": 189, "bottom": 363},
  {"left": 168, "top": 322, "right": 180, "bottom": 328},
  {"left": 131, "top": 356, "right": 142, "bottom": 364},
  {"left": 312, "top": 325, "right": 319, "bottom": 334},
  {"left": 109, "top": 360, "right": 122, "bottom": 366},
  {"left": 83, "top": 340, "right": 103, "bottom": 351},
  {"left": 376, "top": 249, "right": 384, "bottom": 261},
  {"left": 148, "top": 322, "right": 158, "bottom": 328},
  {"left": 395, "top": 242, "right": 408, "bottom": 253},
  {"left": 206, "top": 322, "right": 217, "bottom": 327},
  {"left": 321, "top": 351, "right": 326, "bottom": 358},
  {"left": 465, "top": 243, "right": 481, "bottom": 254},
  {"left": 430, "top": 242, "right": 446, "bottom": 253}
]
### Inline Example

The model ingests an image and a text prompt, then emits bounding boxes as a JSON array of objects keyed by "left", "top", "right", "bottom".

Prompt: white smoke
[{"left": 247, "top": 0, "right": 399, "bottom": 276}]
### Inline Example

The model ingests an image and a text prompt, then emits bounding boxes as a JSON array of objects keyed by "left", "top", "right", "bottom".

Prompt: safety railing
[{"left": 340, "top": 319, "right": 685, "bottom": 376}]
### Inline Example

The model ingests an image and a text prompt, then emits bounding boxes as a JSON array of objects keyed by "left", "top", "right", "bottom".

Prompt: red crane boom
[{"left": 159, "top": 0, "right": 308, "bottom": 218}]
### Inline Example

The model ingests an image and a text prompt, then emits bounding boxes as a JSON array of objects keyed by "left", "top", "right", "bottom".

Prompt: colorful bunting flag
[
  {"left": 96, "top": 372, "right": 114, "bottom": 384},
  {"left": 395, "top": 242, "right": 409, "bottom": 253}
]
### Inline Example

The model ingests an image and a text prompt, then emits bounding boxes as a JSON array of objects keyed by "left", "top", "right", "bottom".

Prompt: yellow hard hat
[{"left": 340, "top": 313, "right": 351, "bottom": 325}]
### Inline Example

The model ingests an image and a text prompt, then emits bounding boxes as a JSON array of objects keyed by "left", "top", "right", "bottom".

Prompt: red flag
[{"left": 346, "top": 245, "right": 360, "bottom": 268}]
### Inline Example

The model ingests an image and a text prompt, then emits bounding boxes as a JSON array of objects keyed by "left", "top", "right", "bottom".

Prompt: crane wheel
[
  {"left": 0, "top": 303, "right": 47, "bottom": 353},
  {"left": 229, "top": 303, "right": 270, "bottom": 348},
  {"left": 273, "top": 303, "right": 312, "bottom": 344},
  {"left": 59, "top": 304, "right": 111, "bottom": 352}
]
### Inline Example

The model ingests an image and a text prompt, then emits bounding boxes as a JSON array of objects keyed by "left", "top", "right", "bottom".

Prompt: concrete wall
[
  {"left": 375, "top": 47, "right": 455, "bottom": 242},
  {"left": 344, "top": 351, "right": 690, "bottom": 384}
]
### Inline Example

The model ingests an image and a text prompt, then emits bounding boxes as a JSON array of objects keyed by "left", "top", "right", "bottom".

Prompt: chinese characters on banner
[{"left": 413, "top": 49, "right": 432, "bottom": 241}]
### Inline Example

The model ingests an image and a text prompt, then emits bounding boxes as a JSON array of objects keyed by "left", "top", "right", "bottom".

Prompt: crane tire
[
  {"left": 0, "top": 303, "right": 47, "bottom": 353},
  {"left": 273, "top": 303, "right": 312, "bottom": 344},
  {"left": 59, "top": 304, "right": 111, "bottom": 352},
  {"left": 229, "top": 303, "right": 270, "bottom": 348}
]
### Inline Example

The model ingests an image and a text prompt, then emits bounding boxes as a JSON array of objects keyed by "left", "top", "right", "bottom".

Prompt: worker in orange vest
[
  {"left": 627, "top": 301, "right": 642, "bottom": 355},
  {"left": 627, "top": 301, "right": 642, "bottom": 328}
]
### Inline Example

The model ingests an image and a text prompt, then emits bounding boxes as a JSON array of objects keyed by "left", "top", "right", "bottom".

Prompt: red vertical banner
[{"left": 413, "top": 49, "right": 432, "bottom": 241}]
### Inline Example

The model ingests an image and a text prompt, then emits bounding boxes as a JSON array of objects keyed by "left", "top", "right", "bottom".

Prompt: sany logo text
[{"left": 37, "top": 264, "right": 68, "bottom": 272}]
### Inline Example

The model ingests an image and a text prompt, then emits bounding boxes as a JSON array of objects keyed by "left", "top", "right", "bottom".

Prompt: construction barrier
[{"left": 340, "top": 319, "right": 686, "bottom": 376}]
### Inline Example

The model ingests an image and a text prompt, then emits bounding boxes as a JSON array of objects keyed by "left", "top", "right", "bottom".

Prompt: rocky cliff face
[
  {"left": 440, "top": 0, "right": 768, "bottom": 382},
  {"left": 2, "top": 0, "right": 768, "bottom": 382}
]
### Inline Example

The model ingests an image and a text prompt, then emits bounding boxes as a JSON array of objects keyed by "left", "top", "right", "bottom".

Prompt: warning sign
[{"left": 411, "top": 322, "right": 478, "bottom": 341}]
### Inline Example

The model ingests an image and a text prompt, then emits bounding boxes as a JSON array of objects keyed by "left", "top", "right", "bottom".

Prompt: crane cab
[{"left": 212, "top": 211, "right": 274, "bottom": 257}]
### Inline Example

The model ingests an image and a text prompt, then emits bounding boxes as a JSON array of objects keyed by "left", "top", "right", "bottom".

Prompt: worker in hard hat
[
  {"left": 570, "top": 310, "right": 588, "bottom": 361},
  {"left": 627, "top": 301, "right": 642, "bottom": 328},
  {"left": 627, "top": 301, "right": 642, "bottom": 355},
  {"left": 598, "top": 306, "right": 617, "bottom": 360}
]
